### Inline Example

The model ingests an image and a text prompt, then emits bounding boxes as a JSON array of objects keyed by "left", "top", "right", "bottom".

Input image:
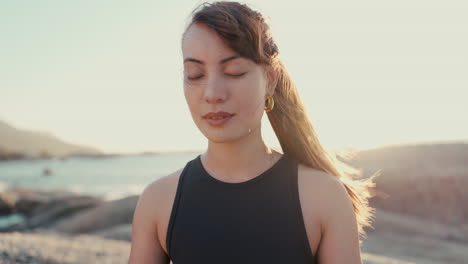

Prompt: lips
[{"left": 203, "top": 111, "right": 235, "bottom": 119}]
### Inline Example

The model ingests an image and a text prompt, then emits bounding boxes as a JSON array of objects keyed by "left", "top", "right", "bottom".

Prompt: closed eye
[
  {"left": 225, "top": 72, "right": 247, "bottom": 78},
  {"left": 186, "top": 72, "right": 247, "bottom": 81},
  {"left": 187, "top": 75, "right": 204, "bottom": 81}
]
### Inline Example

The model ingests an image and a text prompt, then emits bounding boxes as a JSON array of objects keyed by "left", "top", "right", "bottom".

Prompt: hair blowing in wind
[{"left": 183, "top": 1, "right": 380, "bottom": 246}]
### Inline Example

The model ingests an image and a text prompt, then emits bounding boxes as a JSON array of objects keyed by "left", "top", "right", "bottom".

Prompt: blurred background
[{"left": 0, "top": 0, "right": 467, "bottom": 263}]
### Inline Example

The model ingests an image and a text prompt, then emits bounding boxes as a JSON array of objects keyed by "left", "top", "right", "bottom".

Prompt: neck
[{"left": 201, "top": 126, "right": 282, "bottom": 182}]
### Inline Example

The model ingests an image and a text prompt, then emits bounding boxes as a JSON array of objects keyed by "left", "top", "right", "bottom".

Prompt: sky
[{"left": 1, "top": 0, "right": 467, "bottom": 154}]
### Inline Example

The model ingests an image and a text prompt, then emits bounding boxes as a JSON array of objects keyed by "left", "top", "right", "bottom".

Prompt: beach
[{"left": 1, "top": 144, "right": 467, "bottom": 263}]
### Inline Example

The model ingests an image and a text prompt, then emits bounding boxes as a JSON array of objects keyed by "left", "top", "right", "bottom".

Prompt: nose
[{"left": 203, "top": 74, "right": 228, "bottom": 104}]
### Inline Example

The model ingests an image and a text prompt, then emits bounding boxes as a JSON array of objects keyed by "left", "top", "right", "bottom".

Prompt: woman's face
[{"left": 182, "top": 22, "right": 272, "bottom": 143}]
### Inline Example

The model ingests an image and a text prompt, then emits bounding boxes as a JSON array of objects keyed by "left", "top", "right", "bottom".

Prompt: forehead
[{"left": 182, "top": 23, "right": 236, "bottom": 59}]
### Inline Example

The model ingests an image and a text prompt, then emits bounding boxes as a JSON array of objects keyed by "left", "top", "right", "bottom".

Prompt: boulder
[
  {"left": 0, "top": 188, "right": 103, "bottom": 232},
  {"left": 52, "top": 195, "right": 138, "bottom": 234},
  {"left": 0, "top": 193, "right": 15, "bottom": 216}
]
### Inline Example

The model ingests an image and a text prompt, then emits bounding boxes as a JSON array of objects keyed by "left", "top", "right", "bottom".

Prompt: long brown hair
[{"left": 183, "top": 1, "right": 379, "bottom": 246}]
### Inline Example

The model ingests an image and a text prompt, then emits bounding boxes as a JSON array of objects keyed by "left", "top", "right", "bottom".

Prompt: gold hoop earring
[{"left": 264, "top": 94, "right": 274, "bottom": 112}]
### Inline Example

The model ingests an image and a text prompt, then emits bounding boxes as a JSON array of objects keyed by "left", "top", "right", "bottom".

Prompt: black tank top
[{"left": 166, "top": 153, "right": 317, "bottom": 264}]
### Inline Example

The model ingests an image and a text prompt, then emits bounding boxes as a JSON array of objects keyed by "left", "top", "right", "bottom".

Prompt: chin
[
  {"left": 199, "top": 128, "right": 238, "bottom": 142},
  {"left": 203, "top": 132, "right": 235, "bottom": 143}
]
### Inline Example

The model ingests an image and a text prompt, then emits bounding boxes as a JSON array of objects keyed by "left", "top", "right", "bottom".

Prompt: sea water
[{"left": 0, "top": 151, "right": 202, "bottom": 201}]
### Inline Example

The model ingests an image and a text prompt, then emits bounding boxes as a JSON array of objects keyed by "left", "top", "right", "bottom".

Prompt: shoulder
[
  {"left": 137, "top": 166, "right": 184, "bottom": 220},
  {"left": 149, "top": 167, "right": 184, "bottom": 193},
  {"left": 129, "top": 167, "right": 185, "bottom": 262},
  {"left": 298, "top": 162, "right": 342, "bottom": 184},
  {"left": 297, "top": 163, "right": 361, "bottom": 262},
  {"left": 144, "top": 166, "right": 184, "bottom": 204},
  {"left": 297, "top": 162, "right": 352, "bottom": 229},
  {"left": 297, "top": 162, "right": 346, "bottom": 197}
]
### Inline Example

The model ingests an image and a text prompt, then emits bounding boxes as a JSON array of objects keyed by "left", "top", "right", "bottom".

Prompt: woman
[{"left": 129, "top": 2, "right": 378, "bottom": 264}]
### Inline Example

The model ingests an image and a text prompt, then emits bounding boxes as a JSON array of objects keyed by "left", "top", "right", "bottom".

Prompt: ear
[{"left": 265, "top": 65, "right": 279, "bottom": 95}]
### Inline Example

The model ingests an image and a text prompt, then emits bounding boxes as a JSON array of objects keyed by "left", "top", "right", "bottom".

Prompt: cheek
[
  {"left": 235, "top": 78, "right": 265, "bottom": 116},
  {"left": 183, "top": 85, "right": 201, "bottom": 113}
]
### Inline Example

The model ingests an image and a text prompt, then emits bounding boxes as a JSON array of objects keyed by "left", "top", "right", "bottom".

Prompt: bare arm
[
  {"left": 317, "top": 178, "right": 362, "bottom": 264},
  {"left": 128, "top": 181, "right": 170, "bottom": 264}
]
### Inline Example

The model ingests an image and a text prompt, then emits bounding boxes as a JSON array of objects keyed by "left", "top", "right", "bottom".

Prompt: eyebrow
[{"left": 183, "top": 55, "right": 241, "bottom": 65}]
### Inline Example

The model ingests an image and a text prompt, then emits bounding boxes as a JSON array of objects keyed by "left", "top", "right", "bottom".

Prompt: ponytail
[{"left": 268, "top": 58, "right": 380, "bottom": 245}]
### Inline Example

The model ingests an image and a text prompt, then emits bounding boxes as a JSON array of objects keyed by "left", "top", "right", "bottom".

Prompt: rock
[
  {"left": 3, "top": 187, "right": 80, "bottom": 217},
  {"left": 0, "top": 188, "right": 103, "bottom": 232},
  {"left": 370, "top": 208, "right": 468, "bottom": 244},
  {"left": 52, "top": 195, "right": 138, "bottom": 234},
  {"left": 0, "top": 193, "right": 15, "bottom": 216},
  {"left": 345, "top": 143, "right": 468, "bottom": 226},
  {"left": 27, "top": 195, "right": 103, "bottom": 229},
  {"left": 362, "top": 230, "right": 468, "bottom": 264}
]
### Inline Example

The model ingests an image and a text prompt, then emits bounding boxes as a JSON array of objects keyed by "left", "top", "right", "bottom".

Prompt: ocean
[{"left": 0, "top": 151, "right": 202, "bottom": 201}]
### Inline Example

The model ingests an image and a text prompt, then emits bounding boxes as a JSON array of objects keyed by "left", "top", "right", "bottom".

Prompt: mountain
[{"left": 0, "top": 120, "right": 101, "bottom": 159}]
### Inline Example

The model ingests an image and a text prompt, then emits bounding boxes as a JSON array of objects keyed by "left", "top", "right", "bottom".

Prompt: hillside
[
  {"left": 0, "top": 120, "right": 101, "bottom": 159},
  {"left": 341, "top": 141, "right": 468, "bottom": 226}
]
